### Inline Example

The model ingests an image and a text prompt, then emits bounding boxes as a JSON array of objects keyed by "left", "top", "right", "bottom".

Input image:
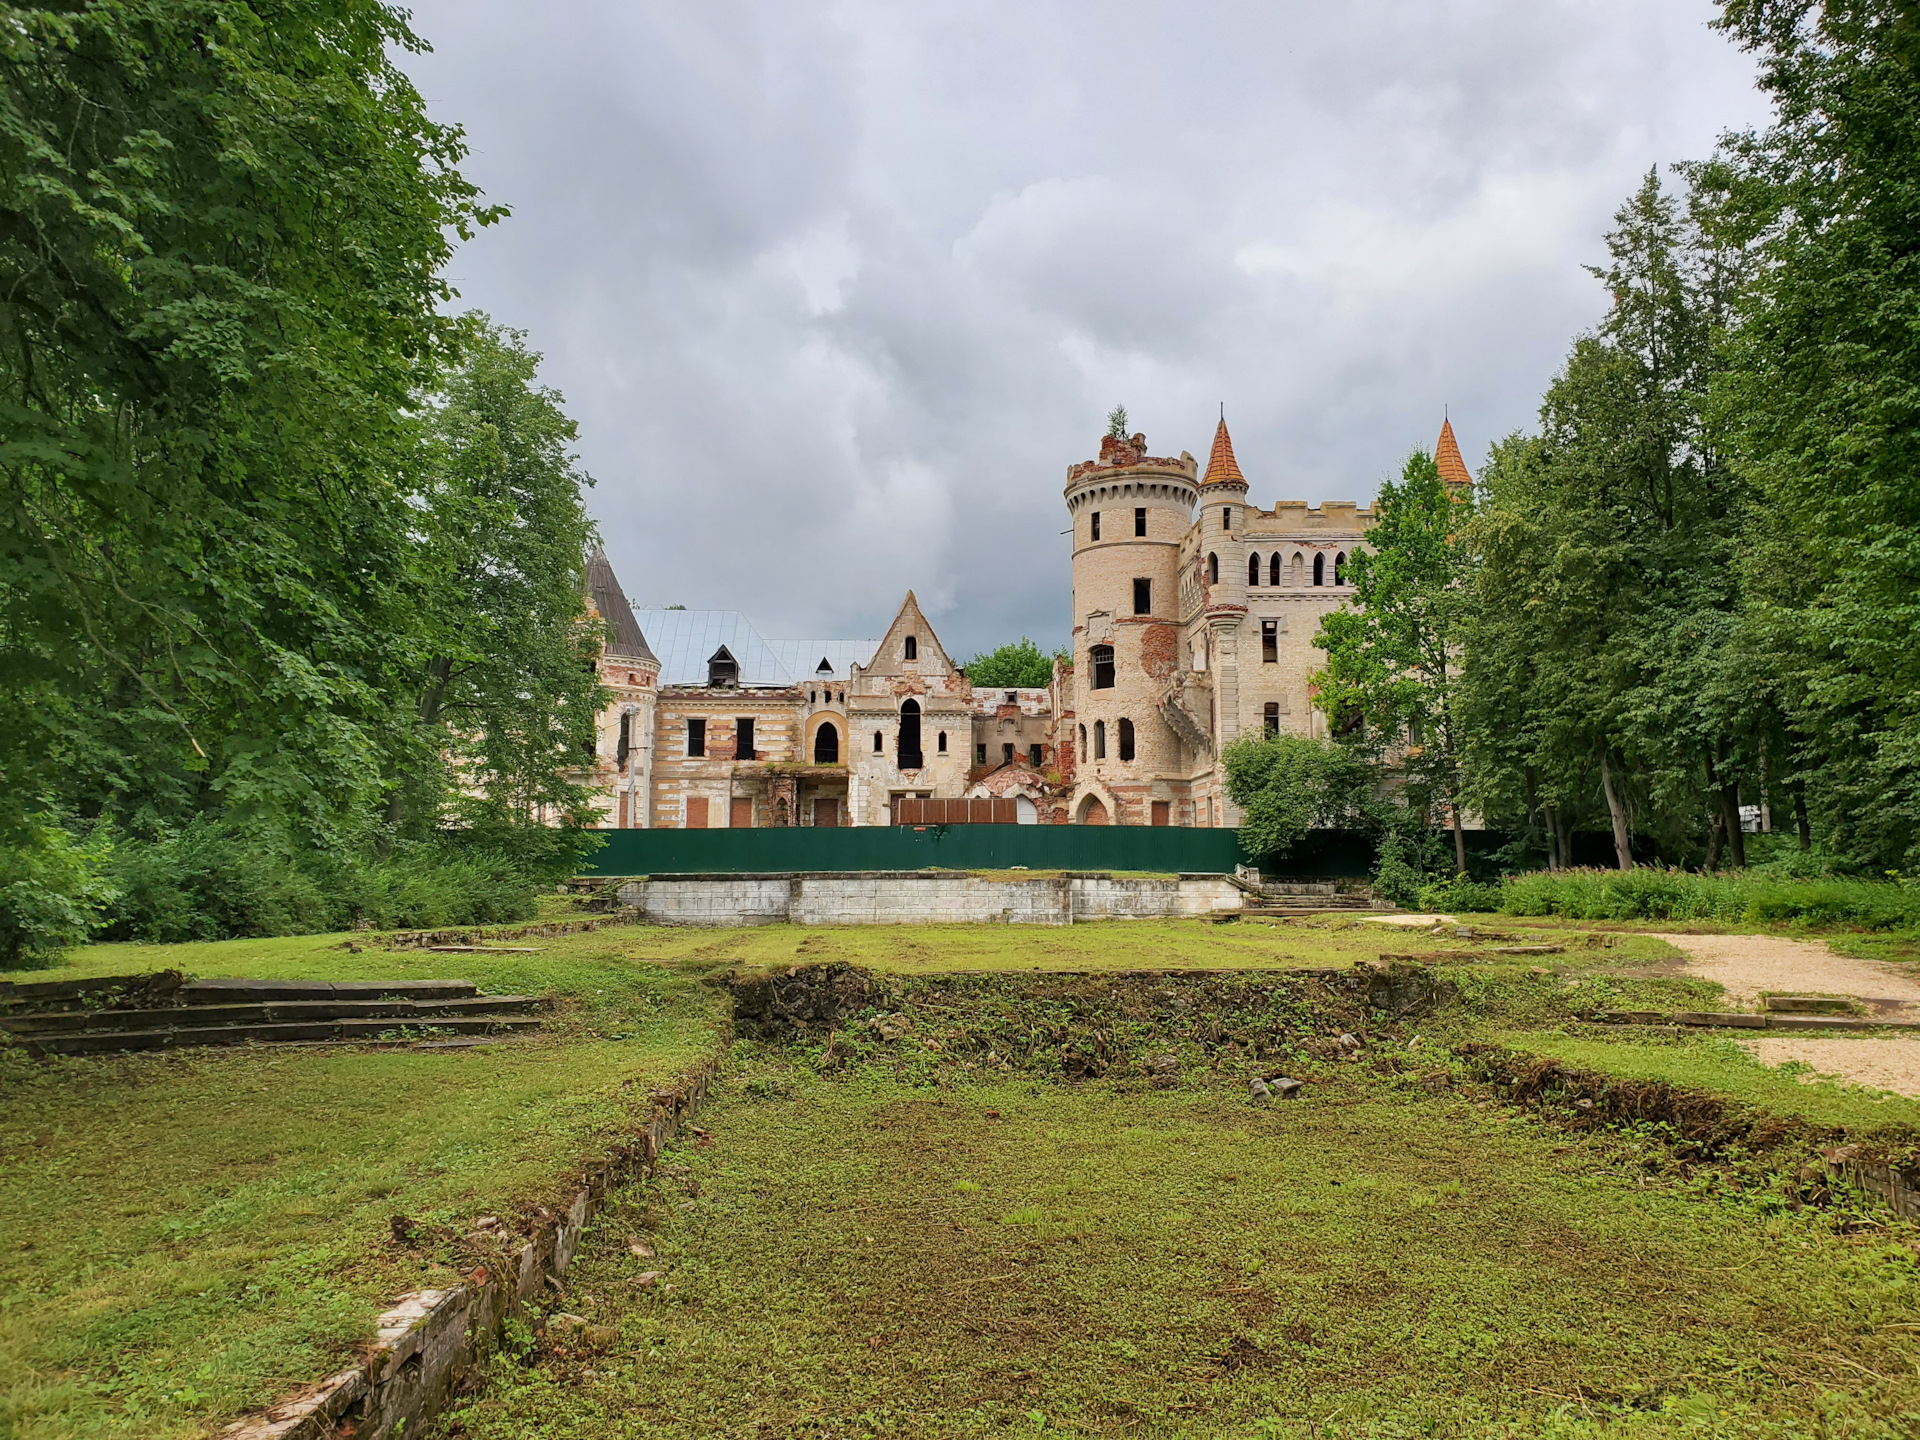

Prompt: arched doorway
[
  {"left": 1078, "top": 794, "right": 1109, "bottom": 825},
  {"left": 898, "top": 699, "right": 923, "bottom": 769},
  {"left": 813, "top": 720, "right": 839, "bottom": 763}
]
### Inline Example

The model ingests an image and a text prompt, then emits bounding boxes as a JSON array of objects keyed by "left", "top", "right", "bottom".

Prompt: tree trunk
[
  {"left": 1556, "top": 807, "right": 1573, "bottom": 870},
  {"left": 1450, "top": 802, "right": 1468, "bottom": 876},
  {"left": 1704, "top": 810, "right": 1724, "bottom": 871},
  {"left": 1599, "top": 749, "right": 1634, "bottom": 870},
  {"left": 1523, "top": 766, "right": 1546, "bottom": 868},
  {"left": 1794, "top": 784, "right": 1812, "bottom": 851},
  {"left": 1704, "top": 745, "right": 1747, "bottom": 869},
  {"left": 1543, "top": 804, "right": 1561, "bottom": 870}
]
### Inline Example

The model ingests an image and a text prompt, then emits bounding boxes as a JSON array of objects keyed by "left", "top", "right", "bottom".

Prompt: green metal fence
[{"left": 579, "top": 825, "right": 1258, "bottom": 876}]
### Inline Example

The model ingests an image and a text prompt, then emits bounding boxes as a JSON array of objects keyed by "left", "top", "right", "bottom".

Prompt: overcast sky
[{"left": 400, "top": 0, "right": 1770, "bottom": 657}]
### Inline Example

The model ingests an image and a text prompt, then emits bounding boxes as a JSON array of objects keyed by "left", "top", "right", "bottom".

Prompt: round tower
[{"left": 1063, "top": 431, "right": 1198, "bottom": 824}]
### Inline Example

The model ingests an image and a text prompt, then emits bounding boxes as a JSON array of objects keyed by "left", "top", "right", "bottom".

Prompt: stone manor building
[{"left": 584, "top": 417, "right": 1470, "bottom": 828}]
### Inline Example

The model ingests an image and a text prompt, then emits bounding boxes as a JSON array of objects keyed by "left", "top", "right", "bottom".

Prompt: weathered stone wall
[{"left": 614, "top": 872, "right": 1244, "bottom": 926}]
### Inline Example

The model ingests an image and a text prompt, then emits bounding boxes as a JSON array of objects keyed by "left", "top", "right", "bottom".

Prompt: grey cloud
[{"left": 403, "top": 0, "right": 1769, "bottom": 656}]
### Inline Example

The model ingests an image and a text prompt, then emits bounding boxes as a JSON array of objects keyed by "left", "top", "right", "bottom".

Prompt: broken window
[
  {"left": 874, "top": 730, "right": 883, "bottom": 753},
  {"left": 617, "top": 713, "right": 631, "bottom": 769},
  {"left": 1208, "top": 552, "right": 1219, "bottom": 584},
  {"left": 903, "top": 635, "right": 917, "bottom": 661},
  {"left": 1091, "top": 511, "right": 1101, "bottom": 541},
  {"left": 1269, "top": 553, "right": 1281, "bottom": 586},
  {"left": 1264, "top": 702, "right": 1280, "bottom": 735},
  {"left": 1134, "top": 507, "right": 1147, "bottom": 536},
  {"left": 1090, "top": 644, "right": 1115, "bottom": 690},
  {"left": 1118, "top": 718, "right": 1135, "bottom": 761},
  {"left": 1077, "top": 724, "right": 1086, "bottom": 755},
  {"left": 814, "top": 721, "right": 839, "bottom": 763},
  {"left": 1003, "top": 743, "right": 1015, "bottom": 764},
  {"left": 707, "top": 646, "right": 738, "bottom": 687},
  {"left": 1248, "top": 553, "right": 1261, "bottom": 586},
  {"left": 687, "top": 717, "right": 705, "bottom": 757},
  {"left": 1030, "top": 743, "right": 1043, "bottom": 767},
  {"left": 1262, "top": 619, "right": 1278, "bottom": 664},
  {"left": 736, "top": 717, "right": 755, "bottom": 759},
  {"left": 976, "top": 742, "right": 987, "bottom": 764},
  {"left": 1222, "top": 507, "right": 1232, "bottom": 529},
  {"left": 898, "top": 698, "right": 923, "bottom": 768},
  {"left": 1313, "top": 552, "right": 1326, "bottom": 586},
  {"left": 1093, "top": 720, "right": 1106, "bottom": 759},
  {"left": 1133, "top": 577, "right": 1151, "bottom": 615}
]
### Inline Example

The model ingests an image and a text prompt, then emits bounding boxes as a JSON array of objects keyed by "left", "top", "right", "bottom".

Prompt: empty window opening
[
  {"left": 813, "top": 721, "right": 839, "bottom": 763},
  {"left": 707, "top": 645, "right": 738, "bottom": 687},
  {"left": 937, "top": 730, "right": 947, "bottom": 752},
  {"left": 976, "top": 742, "right": 987, "bottom": 764},
  {"left": 1005, "top": 690, "right": 1018, "bottom": 703},
  {"left": 617, "top": 713, "right": 631, "bottom": 769},
  {"left": 736, "top": 716, "right": 755, "bottom": 759},
  {"left": 1262, "top": 619, "right": 1279, "bottom": 664},
  {"left": 1030, "top": 743, "right": 1043, "bottom": 767},
  {"left": 1091, "top": 511, "right": 1101, "bottom": 541},
  {"left": 808, "top": 690, "right": 816, "bottom": 704},
  {"left": 1313, "top": 552, "right": 1326, "bottom": 586},
  {"left": 1090, "top": 644, "right": 1115, "bottom": 690},
  {"left": 898, "top": 698, "right": 923, "bottom": 768},
  {"left": 1335, "top": 551, "right": 1348, "bottom": 585},
  {"left": 903, "top": 635, "right": 918, "bottom": 661},
  {"left": 1222, "top": 507, "right": 1232, "bottom": 529},
  {"left": 1249, "top": 553, "right": 1261, "bottom": 586},
  {"left": 1093, "top": 720, "right": 1106, "bottom": 759},
  {"left": 1133, "top": 577, "right": 1152, "bottom": 615},
  {"left": 1208, "top": 552, "right": 1219, "bottom": 584},
  {"left": 1134, "top": 507, "right": 1147, "bottom": 536},
  {"left": 1269, "top": 553, "right": 1281, "bottom": 586},
  {"left": 817, "top": 656, "right": 833, "bottom": 675},
  {"left": 837, "top": 690, "right": 844, "bottom": 704},
  {"left": 1118, "top": 718, "right": 1136, "bottom": 761},
  {"left": 687, "top": 717, "right": 706, "bottom": 758},
  {"left": 1264, "top": 702, "right": 1281, "bottom": 735},
  {"left": 874, "top": 729, "right": 883, "bottom": 753},
  {"left": 1003, "top": 743, "right": 1015, "bottom": 764},
  {"left": 1078, "top": 723, "right": 1087, "bottom": 755}
]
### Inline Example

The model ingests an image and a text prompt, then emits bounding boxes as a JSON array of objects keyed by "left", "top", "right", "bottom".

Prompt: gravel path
[
  {"left": 1739, "top": 1037, "right": 1920, "bottom": 1098},
  {"left": 1647, "top": 931, "right": 1920, "bottom": 1019}
]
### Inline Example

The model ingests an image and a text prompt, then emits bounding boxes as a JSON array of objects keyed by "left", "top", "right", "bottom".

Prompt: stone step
[
  {"left": 14, "top": 1014, "right": 545, "bottom": 1056},
  {"left": 0, "top": 995, "right": 543, "bottom": 1037},
  {"left": 0, "top": 975, "right": 478, "bottom": 1012},
  {"left": 1762, "top": 995, "right": 1858, "bottom": 1015},
  {"left": 1595, "top": 1010, "right": 1920, "bottom": 1032}
]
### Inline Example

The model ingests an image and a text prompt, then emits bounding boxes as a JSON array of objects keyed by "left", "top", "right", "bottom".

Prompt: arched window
[
  {"left": 903, "top": 635, "right": 917, "bottom": 661},
  {"left": 1118, "top": 717, "right": 1135, "bottom": 762},
  {"left": 1269, "top": 553, "right": 1281, "bottom": 586},
  {"left": 1313, "top": 553, "right": 1326, "bottom": 586},
  {"left": 1335, "top": 551, "right": 1348, "bottom": 585},
  {"left": 1208, "top": 552, "right": 1219, "bottom": 584},
  {"left": 1248, "top": 553, "right": 1262, "bottom": 586},
  {"left": 1079, "top": 723, "right": 1087, "bottom": 754},
  {"left": 1291, "top": 552, "right": 1304, "bottom": 585},
  {"left": 1093, "top": 720, "right": 1106, "bottom": 759},
  {"left": 1090, "top": 644, "right": 1115, "bottom": 690},
  {"left": 937, "top": 730, "right": 947, "bottom": 753},
  {"left": 873, "top": 730, "right": 883, "bottom": 753},
  {"left": 813, "top": 721, "right": 839, "bottom": 764},
  {"left": 898, "top": 698, "right": 923, "bottom": 768}
]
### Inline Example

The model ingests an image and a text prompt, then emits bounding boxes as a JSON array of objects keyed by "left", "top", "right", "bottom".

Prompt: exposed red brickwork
[{"left": 1139, "top": 621, "right": 1180, "bottom": 681}]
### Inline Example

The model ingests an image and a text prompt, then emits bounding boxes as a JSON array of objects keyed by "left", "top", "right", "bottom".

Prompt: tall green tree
[
  {"left": 963, "top": 637, "right": 1063, "bottom": 689},
  {"left": 1315, "top": 449, "right": 1475, "bottom": 873},
  {"left": 1693, "top": 0, "right": 1920, "bottom": 868},
  {"left": 0, "top": 0, "right": 498, "bottom": 848},
  {"left": 1221, "top": 732, "right": 1375, "bottom": 861}
]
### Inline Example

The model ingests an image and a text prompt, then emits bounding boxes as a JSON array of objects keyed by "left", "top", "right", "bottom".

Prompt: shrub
[
  {"left": 1416, "top": 873, "right": 1503, "bottom": 914},
  {"left": 1371, "top": 831, "right": 1424, "bottom": 909},
  {"left": 1488, "top": 868, "right": 1920, "bottom": 929},
  {"left": 0, "top": 822, "right": 118, "bottom": 969}
]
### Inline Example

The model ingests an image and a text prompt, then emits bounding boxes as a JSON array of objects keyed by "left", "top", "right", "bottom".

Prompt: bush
[
  {"left": 1371, "top": 831, "right": 1424, "bottom": 909},
  {"left": 1488, "top": 867, "right": 1920, "bottom": 929},
  {"left": 0, "top": 822, "right": 118, "bottom": 969},
  {"left": 1416, "top": 873, "right": 1504, "bottom": 913}
]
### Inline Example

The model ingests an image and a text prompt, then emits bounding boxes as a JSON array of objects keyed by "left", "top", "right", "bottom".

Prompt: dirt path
[
  {"left": 1738, "top": 1036, "right": 1920, "bottom": 1098},
  {"left": 1647, "top": 931, "right": 1920, "bottom": 1018}
]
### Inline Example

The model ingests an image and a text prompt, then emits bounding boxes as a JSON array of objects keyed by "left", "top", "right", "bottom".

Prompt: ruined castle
[{"left": 584, "top": 417, "right": 1470, "bottom": 829}]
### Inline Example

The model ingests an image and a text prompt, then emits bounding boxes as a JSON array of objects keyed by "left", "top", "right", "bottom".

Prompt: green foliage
[
  {"left": 1489, "top": 868, "right": 1920, "bottom": 929},
  {"left": 1104, "top": 404, "right": 1129, "bottom": 439},
  {"left": 1315, "top": 447, "right": 1475, "bottom": 869},
  {"left": 962, "top": 637, "right": 1062, "bottom": 689},
  {"left": 1416, "top": 873, "right": 1503, "bottom": 914},
  {"left": 1221, "top": 732, "right": 1373, "bottom": 859},
  {"left": 1370, "top": 830, "right": 1424, "bottom": 909},
  {"left": 0, "top": 820, "right": 116, "bottom": 969}
]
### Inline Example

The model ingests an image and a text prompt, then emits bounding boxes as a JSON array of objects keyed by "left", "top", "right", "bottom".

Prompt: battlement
[
  {"left": 1066, "top": 432, "right": 1199, "bottom": 484},
  {"left": 1259, "top": 500, "right": 1376, "bottom": 532}
]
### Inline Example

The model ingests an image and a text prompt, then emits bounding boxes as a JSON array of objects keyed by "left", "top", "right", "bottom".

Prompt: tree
[
  {"left": 1692, "top": 0, "right": 1920, "bottom": 869},
  {"left": 963, "top": 637, "right": 1063, "bottom": 689},
  {"left": 1105, "top": 405, "right": 1129, "bottom": 439},
  {"left": 1221, "top": 732, "right": 1374, "bottom": 860},
  {"left": 0, "top": 0, "right": 498, "bottom": 850},
  {"left": 1315, "top": 449, "right": 1476, "bottom": 872}
]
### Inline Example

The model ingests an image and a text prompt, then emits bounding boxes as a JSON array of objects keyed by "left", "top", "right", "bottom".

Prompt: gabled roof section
[
  {"left": 765, "top": 638, "right": 880, "bottom": 681},
  {"left": 1435, "top": 418, "right": 1473, "bottom": 491},
  {"left": 860, "top": 591, "right": 955, "bottom": 678},
  {"left": 634, "top": 609, "right": 795, "bottom": 687},
  {"left": 585, "top": 548, "right": 658, "bottom": 665},
  {"left": 1201, "top": 416, "right": 1246, "bottom": 489}
]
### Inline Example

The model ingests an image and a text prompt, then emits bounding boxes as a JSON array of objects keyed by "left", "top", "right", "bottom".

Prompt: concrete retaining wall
[
  {"left": 614, "top": 872, "right": 1243, "bottom": 926},
  {"left": 223, "top": 1062, "right": 716, "bottom": 1440}
]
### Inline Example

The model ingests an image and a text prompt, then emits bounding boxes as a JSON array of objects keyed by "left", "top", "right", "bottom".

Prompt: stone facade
[{"left": 583, "top": 417, "right": 1472, "bottom": 828}]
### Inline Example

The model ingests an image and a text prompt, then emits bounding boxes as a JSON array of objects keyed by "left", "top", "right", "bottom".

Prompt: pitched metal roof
[
  {"left": 633, "top": 610, "right": 796, "bottom": 687},
  {"left": 585, "top": 549, "right": 658, "bottom": 664},
  {"left": 765, "top": 638, "right": 879, "bottom": 681}
]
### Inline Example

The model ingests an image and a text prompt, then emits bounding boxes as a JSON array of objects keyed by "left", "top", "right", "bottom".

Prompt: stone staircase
[
  {"left": 0, "top": 972, "right": 545, "bottom": 1056},
  {"left": 1236, "top": 876, "right": 1389, "bottom": 917},
  {"left": 1155, "top": 674, "right": 1214, "bottom": 760}
]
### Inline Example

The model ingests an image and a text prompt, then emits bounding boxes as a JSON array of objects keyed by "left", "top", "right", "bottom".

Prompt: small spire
[
  {"left": 1435, "top": 417, "right": 1471, "bottom": 490},
  {"left": 1202, "top": 415, "right": 1246, "bottom": 488}
]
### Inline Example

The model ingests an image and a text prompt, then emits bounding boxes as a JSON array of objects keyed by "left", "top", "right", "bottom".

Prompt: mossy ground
[{"left": 439, "top": 1064, "right": 1920, "bottom": 1439}]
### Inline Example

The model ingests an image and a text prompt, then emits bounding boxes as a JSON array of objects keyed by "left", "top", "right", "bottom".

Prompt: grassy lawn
[
  {"left": 1, "top": 927, "right": 725, "bottom": 1440},
  {"left": 442, "top": 1067, "right": 1920, "bottom": 1439}
]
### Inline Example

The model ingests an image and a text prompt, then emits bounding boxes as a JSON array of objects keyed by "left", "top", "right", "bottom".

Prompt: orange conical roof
[
  {"left": 1201, "top": 416, "right": 1246, "bottom": 489},
  {"left": 1435, "top": 418, "right": 1472, "bottom": 490}
]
